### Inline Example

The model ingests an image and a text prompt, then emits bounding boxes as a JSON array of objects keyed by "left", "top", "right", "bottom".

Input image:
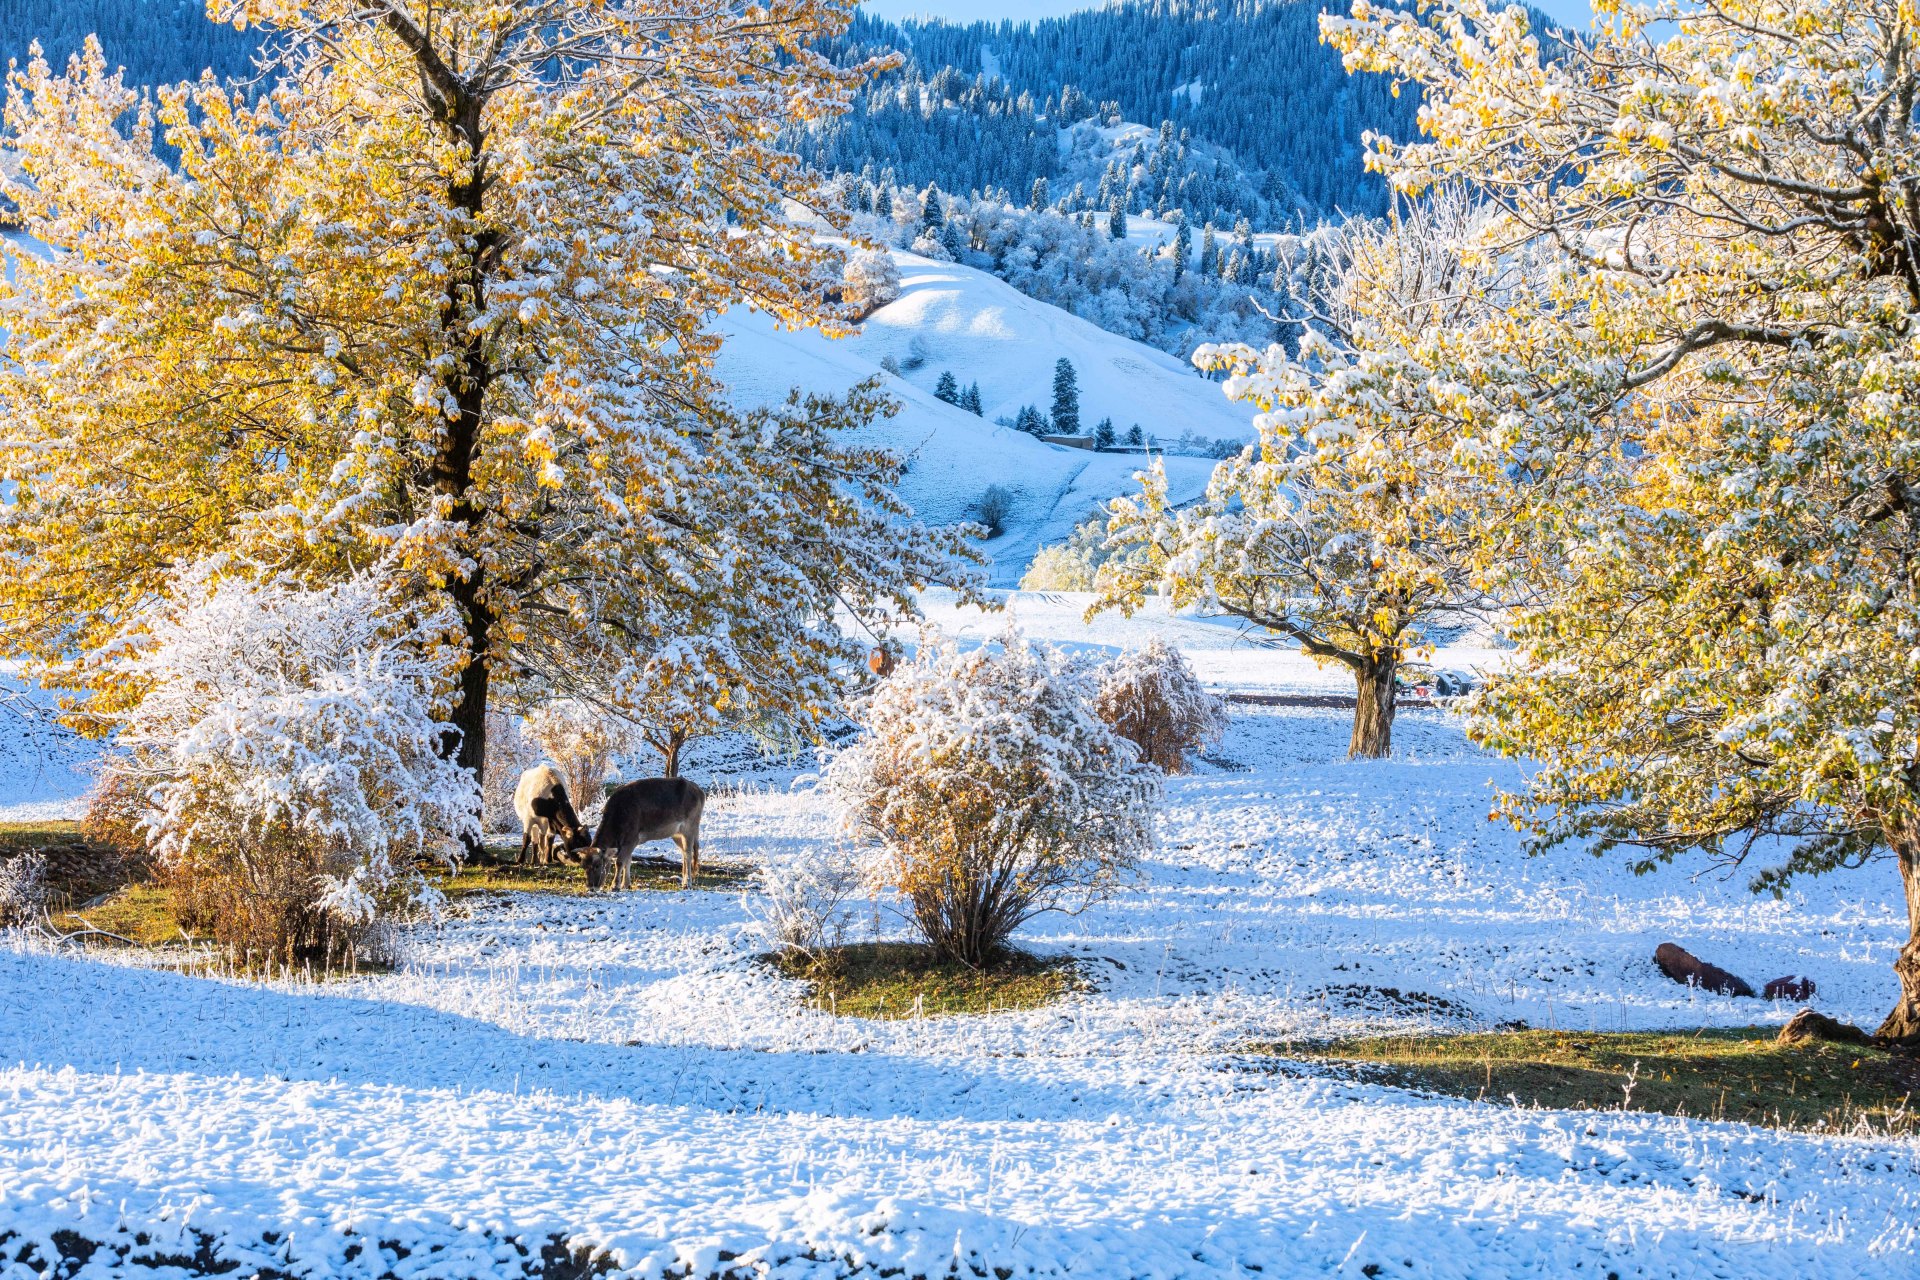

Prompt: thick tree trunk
[
  {"left": 1875, "top": 830, "right": 1920, "bottom": 1045},
  {"left": 1349, "top": 657, "right": 1397, "bottom": 759}
]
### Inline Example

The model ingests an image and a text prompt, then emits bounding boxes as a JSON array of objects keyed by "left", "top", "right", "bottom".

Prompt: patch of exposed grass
[
  {"left": 48, "top": 882, "right": 186, "bottom": 947},
  {"left": 766, "top": 942, "right": 1086, "bottom": 1019},
  {"left": 0, "top": 820, "right": 83, "bottom": 850},
  {"left": 1260, "top": 1027, "right": 1920, "bottom": 1135},
  {"left": 435, "top": 855, "right": 751, "bottom": 901}
]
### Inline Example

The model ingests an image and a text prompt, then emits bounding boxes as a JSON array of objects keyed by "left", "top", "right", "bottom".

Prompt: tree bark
[
  {"left": 662, "top": 732, "right": 683, "bottom": 780},
  {"left": 1349, "top": 657, "right": 1397, "bottom": 759},
  {"left": 1875, "top": 827, "right": 1920, "bottom": 1045}
]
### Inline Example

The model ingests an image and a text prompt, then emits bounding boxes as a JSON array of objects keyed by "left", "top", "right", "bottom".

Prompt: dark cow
[{"left": 585, "top": 777, "right": 706, "bottom": 891}]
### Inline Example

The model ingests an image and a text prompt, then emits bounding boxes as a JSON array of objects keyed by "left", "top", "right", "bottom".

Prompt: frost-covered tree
[
  {"left": 842, "top": 247, "right": 902, "bottom": 314},
  {"left": 1327, "top": 0, "right": 1920, "bottom": 1039},
  {"left": 0, "top": 1, "right": 974, "bottom": 811},
  {"left": 523, "top": 699, "right": 633, "bottom": 819},
  {"left": 935, "top": 371, "right": 961, "bottom": 404},
  {"left": 830, "top": 632, "right": 1158, "bottom": 965},
  {"left": 961, "top": 382, "right": 985, "bottom": 416},
  {"left": 1099, "top": 199, "right": 1501, "bottom": 759},
  {"left": 1094, "top": 418, "right": 1117, "bottom": 450},
  {"left": 1050, "top": 358, "right": 1082, "bottom": 435},
  {"left": 1095, "top": 639, "right": 1227, "bottom": 774},
  {"left": 106, "top": 563, "right": 477, "bottom": 963}
]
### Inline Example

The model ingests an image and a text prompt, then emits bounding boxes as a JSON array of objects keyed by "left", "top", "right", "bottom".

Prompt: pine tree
[
  {"left": 920, "top": 183, "right": 944, "bottom": 234},
  {"left": 1094, "top": 417, "right": 1116, "bottom": 449},
  {"left": 1050, "top": 358, "right": 1082, "bottom": 435},
  {"left": 1200, "top": 224, "right": 1219, "bottom": 277},
  {"left": 962, "top": 383, "right": 985, "bottom": 415},
  {"left": 935, "top": 371, "right": 961, "bottom": 404},
  {"left": 1126, "top": 424, "right": 1145, "bottom": 447},
  {"left": 1014, "top": 405, "right": 1048, "bottom": 435},
  {"left": 1108, "top": 191, "right": 1128, "bottom": 241},
  {"left": 1030, "top": 176, "right": 1050, "bottom": 210}
]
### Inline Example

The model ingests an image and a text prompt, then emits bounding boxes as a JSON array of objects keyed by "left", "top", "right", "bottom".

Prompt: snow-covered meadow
[{"left": 2, "top": 592, "right": 1917, "bottom": 1279}]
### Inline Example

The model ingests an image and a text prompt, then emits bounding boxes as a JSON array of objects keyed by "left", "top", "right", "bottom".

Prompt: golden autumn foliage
[{"left": 0, "top": 1, "right": 973, "bottom": 791}]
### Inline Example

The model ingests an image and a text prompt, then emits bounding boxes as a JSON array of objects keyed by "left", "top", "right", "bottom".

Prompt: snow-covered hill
[{"left": 714, "top": 248, "right": 1244, "bottom": 584}]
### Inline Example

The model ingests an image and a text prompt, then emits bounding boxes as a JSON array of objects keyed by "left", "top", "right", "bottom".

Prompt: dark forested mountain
[
  {"left": 798, "top": 0, "right": 1424, "bottom": 226},
  {"left": 0, "top": 1, "right": 257, "bottom": 87}
]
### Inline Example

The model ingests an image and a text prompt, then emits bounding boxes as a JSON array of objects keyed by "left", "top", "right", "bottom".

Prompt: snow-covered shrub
[
  {"left": 973, "top": 484, "right": 1015, "bottom": 537},
  {"left": 743, "top": 846, "right": 862, "bottom": 957},
  {"left": 523, "top": 699, "right": 634, "bottom": 822},
  {"left": 842, "top": 248, "right": 900, "bottom": 314},
  {"left": 108, "top": 563, "right": 478, "bottom": 965},
  {"left": 481, "top": 711, "right": 541, "bottom": 834},
  {"left": 0, "top": 851, "right": 49, "bottom": 928},
  {"left": 1094, "top": 639, "right": 1227, "bottom": 774},
  {"left": 829, "top": 631, "right": 1159, "bottom": 966}
]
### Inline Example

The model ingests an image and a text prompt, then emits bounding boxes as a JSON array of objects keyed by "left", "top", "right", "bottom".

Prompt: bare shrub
[
  {"left": 80, "top": 764, "right": 150, "bottom": 855},
  {"left": 1095, "top": 639, "right": 1227, "bottom": 773},
  {"left": 829, "top": 631, "right": 1159, "bottom": 967},
  {"left": 974, "top": 484, "right": 1015, "bottom": 538},
  {"left": 523, "top": 699, "right": 635, "bottom": 822},
  {"left": 0, "top": 851, "right": 49, "bottom": 928},
  {"left": 743, "top": 846, "right": 863, "bottom": 957}
]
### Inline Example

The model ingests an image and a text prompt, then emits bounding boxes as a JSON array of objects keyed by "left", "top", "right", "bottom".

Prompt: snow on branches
[
  {"left": 1095, "top": 639, "right": 1226, "bottom": 774},
  {"left": 104, "top": 563, "right": 478, "bottom": 960},
  {"left": 829, "top": 631, "right": 1158, "bottom": 965}
]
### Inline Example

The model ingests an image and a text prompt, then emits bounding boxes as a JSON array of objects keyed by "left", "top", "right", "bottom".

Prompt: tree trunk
[
  {"left": 1875, "top": 829, "right": 1920, "bottom": 1045},
  {"left": 1349, "top": 657, "right": 1397, "bottom": 759},
  {"left": 662, "top": 732, "right": 683, "bottom": 780}
]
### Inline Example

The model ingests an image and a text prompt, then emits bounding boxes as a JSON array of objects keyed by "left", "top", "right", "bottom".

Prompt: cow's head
[
  {"left": 530, "top": 792, "right": 592, "bottom": 859},
  {"left": 583, "top": 840, "right": 612, "bottom": 891}
]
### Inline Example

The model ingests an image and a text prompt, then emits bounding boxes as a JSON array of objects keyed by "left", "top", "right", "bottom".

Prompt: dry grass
[
  {"left": 766, "top": 942, "right": 1086, "bottom": 1019},
  {"left": 1258, "top": 1027, "right": 1920, "bottom": 1135}
]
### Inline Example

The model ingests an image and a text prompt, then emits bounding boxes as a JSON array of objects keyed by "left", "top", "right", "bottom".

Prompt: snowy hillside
[{"left": 714, "top": 248, "right": 1238, "bottom": 583}]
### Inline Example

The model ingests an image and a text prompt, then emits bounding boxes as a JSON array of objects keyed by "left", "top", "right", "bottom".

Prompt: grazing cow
[
  {"left": 513, "top": 765, "right": 591, "bottom": 866},
  {"left": 585, "top": 777, "right": 706, "bottom": 891}
]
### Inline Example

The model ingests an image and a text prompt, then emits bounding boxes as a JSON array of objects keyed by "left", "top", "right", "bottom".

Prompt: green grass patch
[
  {"left": 48, "top": 882, "right": 187, "bottom": 947},
  {"left": 1262, "top": 1027, "right": 1920, "bottom": 1134},
  {"left": 0, "top": 820, "right": 83, "bottom": 851},
  {"left": 766, "top": 942, "right": 1086, "bottom": 1019},
  {"left": 436, "top": 854, "right": 751, "bottom": 901}
]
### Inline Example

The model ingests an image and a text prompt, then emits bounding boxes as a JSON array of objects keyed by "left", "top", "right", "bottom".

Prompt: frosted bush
[
  {"left": 523, "top": 699, "right": 636, "bottom": 821},
  {"left": 743, "top": 846, "right": 863, "bottom": 957},
  {"left": 1095, "top": 639, "right": 1227, "bottom": 774},
  {"left": 482, "top": 711, "right": 541, "bottom": 834},
  {"left": 107, "top": 562, "right": 479, "bottom": 965},
  {"left": 0, "top": 851, "right": 49, "bottom": 928},
  {"left": 841, "top": 248, "right": 901, "bottom": 314},
  {"left": 829, "top": 631, "right": 1159, "bottom": 966}
]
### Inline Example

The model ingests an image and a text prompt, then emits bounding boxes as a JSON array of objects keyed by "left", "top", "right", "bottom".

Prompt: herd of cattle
[{"left": 512, "top": 764, "right": 706, "bottom": 890}]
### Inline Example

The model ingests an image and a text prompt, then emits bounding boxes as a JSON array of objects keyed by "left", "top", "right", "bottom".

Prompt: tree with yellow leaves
[
  {"left": 1327, "top": 0, "right": 1920, "bottom": 1040},
  {"left": 1098, "top": 195, "right": 1514, "bottom": 757},
  {"left": 0, "top": 2, "right": 976, "bottom": 815}
]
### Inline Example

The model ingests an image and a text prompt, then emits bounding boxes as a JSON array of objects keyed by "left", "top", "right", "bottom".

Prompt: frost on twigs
[
  {"left": 742, "top": 844, "right": 865, "bottom": 958},
  {"left": 103, "top": 562, "right": 479, "bottom": 966},
  {"left": 0, "top": 851, "right": 50, "bottom": 928},
  {"left": 828, "top": 630, "right": 1159, "bottom": 967},
  {"left": 1095, "top": 638, "right": 1227, "bottom": 774}
]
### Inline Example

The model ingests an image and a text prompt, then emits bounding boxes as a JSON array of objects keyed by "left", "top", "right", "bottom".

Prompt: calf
[
  {"left": 585, "top": 777, "right": 706, "bottom": 891},
  {"left": 513, "top": 765, "right": 591, "bottom": 866}
]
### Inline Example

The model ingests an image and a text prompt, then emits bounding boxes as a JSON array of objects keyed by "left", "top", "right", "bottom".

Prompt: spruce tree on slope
[{"left": 1051, "top": 359, "right": 1082, "bottom": 435}]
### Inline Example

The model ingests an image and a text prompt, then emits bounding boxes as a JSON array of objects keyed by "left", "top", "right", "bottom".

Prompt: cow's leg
[
  {"left": 615, "top": 844, "right": 635, "bottom": 892},
  {"left": 518, "top": 827, "right": 532, "bottom": 866},
  {"left": 687, "top": 814, "right": 702, "bottom": 886}
]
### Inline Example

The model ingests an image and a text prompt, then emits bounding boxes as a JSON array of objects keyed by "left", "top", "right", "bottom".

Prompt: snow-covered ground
[
  {"left": 712, "top": 249, "right": 1238, "bottom": 583},
  {"left": 2, "top": 594, "right": 1917, "bottom": 1278}
]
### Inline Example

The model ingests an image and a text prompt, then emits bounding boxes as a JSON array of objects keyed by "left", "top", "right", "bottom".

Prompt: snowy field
[{"left": 1, "top": 595, "right": 1917, "bottom": 1278}]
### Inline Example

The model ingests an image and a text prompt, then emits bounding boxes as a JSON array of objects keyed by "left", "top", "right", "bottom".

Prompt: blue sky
[{"left": 860, "top": 1, "right": 1597, "bottom": 28}]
